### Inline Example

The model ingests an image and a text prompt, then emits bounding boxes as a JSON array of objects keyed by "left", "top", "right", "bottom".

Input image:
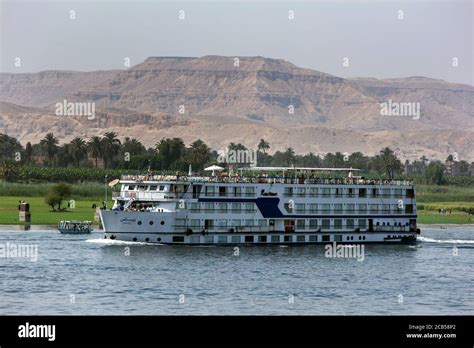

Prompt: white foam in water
[
  {"left": 85, "top": 238, "right": 162, "bottom": 246},
  {"left": 418, "top": 236, "right": 474, "bottom": 244}
]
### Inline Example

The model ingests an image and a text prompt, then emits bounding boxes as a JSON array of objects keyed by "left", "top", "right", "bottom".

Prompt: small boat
[{"left": 58, "top": 220, "right": 93, "bottom": 234}]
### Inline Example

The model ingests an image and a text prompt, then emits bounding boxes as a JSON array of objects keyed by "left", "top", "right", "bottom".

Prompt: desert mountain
[{"left": 1, "top": 56, "right": 473, "bottom": 161}]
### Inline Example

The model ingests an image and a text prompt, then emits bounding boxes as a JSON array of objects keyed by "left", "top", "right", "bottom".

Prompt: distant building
[
  {"left": 445, "top": 159, "right": 457, "bottom": 176},
  {"left": 404, "top": 160, "right": 414, "bottom": 176},
  {"left": 469, "top": 162, "right": 474, "bottom": 176},
  {"left": 445, "top": 159, "right": 471, "bottom": 176},
  {"left": 403, "top": 159, "right": 427, "bottom": 176}
]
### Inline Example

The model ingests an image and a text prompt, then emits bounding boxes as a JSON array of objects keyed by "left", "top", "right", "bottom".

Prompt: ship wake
[
  {"left": 85, "top": 238, "right": 162, "bottom": 246},
  {"left": 418, "top": 236, "right": 474, "bottom": 244}
]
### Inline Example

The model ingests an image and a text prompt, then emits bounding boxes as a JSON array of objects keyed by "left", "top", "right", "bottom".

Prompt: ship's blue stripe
[
  {"left": 197, "top": 197, "right": 416, "bottom": 219},
  {"left": 198, "top": 197, "right": 282, "bottom": 217}
]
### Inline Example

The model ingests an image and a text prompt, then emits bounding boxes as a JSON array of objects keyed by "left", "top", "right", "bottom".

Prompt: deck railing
[{"left": 120, "top": 174, "right": 413, "bottom": 186}]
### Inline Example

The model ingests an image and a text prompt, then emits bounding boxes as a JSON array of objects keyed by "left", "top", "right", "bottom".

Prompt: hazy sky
[{"left": 1, "top": 0, "right": 472, "bottom": 85}]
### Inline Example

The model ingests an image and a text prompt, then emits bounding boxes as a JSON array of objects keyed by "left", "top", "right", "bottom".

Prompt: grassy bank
[
  {"left": 0, "top": 182, "right": 113, "bottom": 225},
  {"left": 417, "top": 210, "right": 473, "bottom": 224},
  {"left": 0, "top": 196, "right": 113, "bottom": 225}
]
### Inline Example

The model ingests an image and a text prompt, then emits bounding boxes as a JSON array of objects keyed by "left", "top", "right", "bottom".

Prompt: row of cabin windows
[
  {"left": 205, "top": 186, "right": 256, "bottom": 197},
  {"left": 283, "top": 187, "right": 413, "bottom": 198},
  {"left": 123, "top": 185, "right": 257, "bottom": 196},
  {"left": 296, "top": 219, "right": 406, "bottom": 229},
  {"left": 124, "top": 185, "right": 166, "bottom": 191},
  {"left": 174, "top": 234, "right": 365, "bottom": 243},
  {"left": 175, "top": 218, "right": 406, "bottom": 230},
  {"left": 122, "top": 185, "right": 414, "bottom": 199},
  {"left": 285, "top": 203, "right": 414, "bottom": 214},
  {"left": 185, "top": 202, "right": 413, "bottom": 214},
  {"left": 204, "top": 186, "right": 413, "bottom": 198},
  {"left": 176, "top": 219, "right": 269, "bottom": 229},
  {"left": 187, "top": 202, "right": 256, "bottom": 212}
]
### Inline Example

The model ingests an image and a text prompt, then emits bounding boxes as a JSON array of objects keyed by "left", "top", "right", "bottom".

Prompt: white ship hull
[{"left": 100, "top": 210, "right": 418, "bottom": 245}]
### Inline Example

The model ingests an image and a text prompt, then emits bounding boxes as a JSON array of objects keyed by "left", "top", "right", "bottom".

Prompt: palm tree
[
  {"left": 379, "top": 147, "right": 402, "bottom": 179},
  {"left": 39, "top": 133, "right": 58, "bottom": 165},
  {"left": 302, "top": 152, "right": 321, "bottom": 167},
  {"left": 188, "top": 139, "right": 211, "bottom": 171},
  {"left": 155, "top": 138, "right": 186, "bottom": 170},
  {"left": 25, "top": 142, "right": 33, "bottom": 165},
  {"left": 347, "top": 152, "right": 367, "bottom": 172},
  {"left": 100, "top": 132, "right": 121, "bottom": 168},
  {"left": 122, "top": 137, "right": 146, "bottom": 156},
  {"left": 228, "top": 142, "right": 247, "bottom": 151},
  {"left": 257, "top": 139, "right": 270, "bottom": 155},
  {"left": 69, "top": 137, "right": 88, "bottom": 166},
  {"left": 283, "top": 147, "right": 295, "bottom": 167},
  {"left": 87, "top": 136, "right": 103, "bottom": 168}
]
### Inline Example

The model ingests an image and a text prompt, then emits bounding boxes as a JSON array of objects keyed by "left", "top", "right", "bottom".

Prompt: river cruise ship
[{"left": 99, "top": 167, "right": 419, "bottom": 245}]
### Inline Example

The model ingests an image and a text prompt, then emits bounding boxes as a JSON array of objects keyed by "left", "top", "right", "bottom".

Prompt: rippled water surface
[{"left": 0, "top": 226, "right": 473, "bottom": 315}]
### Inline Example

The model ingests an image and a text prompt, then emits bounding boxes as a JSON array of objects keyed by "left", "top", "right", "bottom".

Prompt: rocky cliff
[{"left": 1, "top": 56, "right": 473, "bottom": 160}]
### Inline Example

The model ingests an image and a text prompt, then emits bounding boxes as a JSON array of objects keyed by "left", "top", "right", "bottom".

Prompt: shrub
[
  {"left": 44, "top": 183, "right": 72, "bottom": 211},
  {"left": 460, "top": 207, "right": 474, "bottom": 215},
  {"left": 44, "top": 192, "right": 62, "bottom": 211}
]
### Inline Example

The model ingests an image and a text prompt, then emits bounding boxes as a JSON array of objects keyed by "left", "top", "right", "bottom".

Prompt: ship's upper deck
[
  {"left": 118, "top": 174, "right": 413, "bottom": 187},
  {"left": 116, "top": 166, "right": 413, "bottom": 187}
]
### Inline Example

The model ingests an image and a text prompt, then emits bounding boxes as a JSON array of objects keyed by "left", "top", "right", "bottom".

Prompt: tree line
[{"left": 0, "top": 132, "right": 456, "bottom": 184}]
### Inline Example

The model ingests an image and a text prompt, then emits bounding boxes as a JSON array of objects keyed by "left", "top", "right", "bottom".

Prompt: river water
[{"left": 0, "top": 226, "right": 473, "bottom": 315}]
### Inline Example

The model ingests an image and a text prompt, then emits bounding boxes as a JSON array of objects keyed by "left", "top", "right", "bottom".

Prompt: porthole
[
  {"left": 363, "top": 236, "right": 366, "bottom": 240},
  {"left": 137, "top": 221, "right": 142, "bottom": 225},
  {"left": 145, "top": 238, "right": 150, "bottom": 242},
  {"left": 160, "top": 221, "right": 165, "bottom": 225},
  {"left": 133, "top": 237, "right": 137, "bottom": 242},
  {"left": 149, "top": 221, "right": 154, "bottom": 225},
  {"left": 359, "top": 236, "right": 361, "bottom": 240},
  {"left": 157, "top": 238, "right": 162, "bottom": 242}
]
